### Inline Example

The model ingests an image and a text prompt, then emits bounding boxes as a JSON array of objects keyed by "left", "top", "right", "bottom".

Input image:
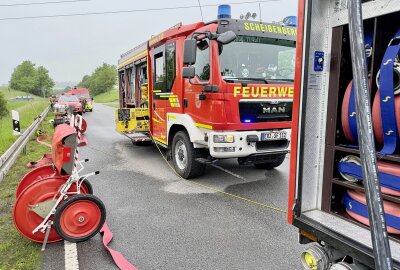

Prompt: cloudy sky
[{"left": 0, "top": 0, "right": 297, "bottom": 85}]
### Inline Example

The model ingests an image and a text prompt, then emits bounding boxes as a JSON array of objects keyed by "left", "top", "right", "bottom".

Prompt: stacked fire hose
[{"left": 340, "top": 27, "right": 400, "bottom": 234}]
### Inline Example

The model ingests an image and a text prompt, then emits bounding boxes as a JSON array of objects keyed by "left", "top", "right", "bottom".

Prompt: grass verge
[
  {"left": 102, "top": 103, "right": 119, "bottom": 108},
  {"left": 0, "top": 114, "right": 54, "bottom": 270},
  {"left": 0, "top": 88, "right": 48, "bottom": 154},
  {"left": 93, "top": 88, "right": 118, "bottom": 103}
]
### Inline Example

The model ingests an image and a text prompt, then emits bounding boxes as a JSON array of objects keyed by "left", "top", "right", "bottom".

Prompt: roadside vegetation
[
  {"left": 0, "top": 88, "right": 48, "bottom": 154},
  {"left": 77, "top": 63, "right": 117, "bottom": 96},
  {"left": 9, "top": 61, "right": 54, "bottom": 97},
  {"left": 0, "top": 113, "right": 54, "bottom": 270},
  {"left": 93, "top": 88, "right": 118, "bottom": 103}
]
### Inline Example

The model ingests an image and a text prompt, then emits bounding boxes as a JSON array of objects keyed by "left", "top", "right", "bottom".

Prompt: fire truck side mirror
[
  {"left": 217, "top": 31, "right": 236, "bottom": 45},
  {"left": 182, "top": 67, "right": 195, "bottom": 79},
  {"left": 183, "top": 39, "right": 197, "bottom": 65}
]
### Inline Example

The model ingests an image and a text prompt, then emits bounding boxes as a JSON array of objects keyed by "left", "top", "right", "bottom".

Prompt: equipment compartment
[{"left": 321, "top": 10, "right": 400, "bottom": 241}]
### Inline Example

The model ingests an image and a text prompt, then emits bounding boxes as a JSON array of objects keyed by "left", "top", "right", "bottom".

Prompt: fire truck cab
[{"left": 116, "top": 7, "right": 297, "bottom": 179}]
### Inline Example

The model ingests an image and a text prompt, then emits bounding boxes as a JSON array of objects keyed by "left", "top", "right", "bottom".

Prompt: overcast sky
[{"left": 0, "top": 0, "right": 297, "bottom": 85}]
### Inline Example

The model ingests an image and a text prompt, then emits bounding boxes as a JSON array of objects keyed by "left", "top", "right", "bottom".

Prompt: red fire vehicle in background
[
  {"left": 116, "top": 5, "right": 297, "bottom": 179},
  {"left": 54, "top": 93, "right": 83, "bottom": 115},
  {"left": 68, "top": 87, "right": 93, "bottom": 112}
]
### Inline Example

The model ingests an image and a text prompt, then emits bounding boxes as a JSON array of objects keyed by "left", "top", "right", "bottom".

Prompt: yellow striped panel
[
  {"left": 153, "top": 136, "right": 167, "bottom": 145},
  {"left": 118, "top": 50, "right": 148, "bottom": 68},
  {"left": 195, "top": 123, "right": 213, "bottom": 130}
]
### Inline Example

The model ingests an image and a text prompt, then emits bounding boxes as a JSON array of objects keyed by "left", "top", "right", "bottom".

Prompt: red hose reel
[{"left": 13, "top": 116, "right": 105, "bottom": 246}]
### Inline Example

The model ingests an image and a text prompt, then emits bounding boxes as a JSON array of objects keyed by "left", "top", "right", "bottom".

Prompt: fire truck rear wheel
[
  {"left": 172, "top": 131, "right": 206, "bottom": 179},
  {"left": 254, "top": 154, "right": 286, "bottom": 170}
]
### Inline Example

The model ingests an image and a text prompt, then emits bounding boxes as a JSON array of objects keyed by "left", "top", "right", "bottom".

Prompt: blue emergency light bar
[
  {"left": 283, "top": 16, "right": 297, "bottom": 27},
  {"left": 218, "top": 4, "right": 231, "bottom": 19}
]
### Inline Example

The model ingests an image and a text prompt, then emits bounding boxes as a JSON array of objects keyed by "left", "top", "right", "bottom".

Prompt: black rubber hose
[{"left": 347, "top": 0, "right": 393, "bottom": 269}]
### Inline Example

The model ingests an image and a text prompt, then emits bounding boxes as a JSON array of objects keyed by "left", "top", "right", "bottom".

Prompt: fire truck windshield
[{"left": 219, "top": 35, "right": 296, "bottom": 82}]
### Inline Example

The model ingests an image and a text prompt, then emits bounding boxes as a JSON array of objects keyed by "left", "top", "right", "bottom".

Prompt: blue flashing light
[
  {"left": 244, "top": 119, "right": 251, "bottom": 123},
  {"left": 218, "top": 4, "right": 231, "bottom": 19},
  {"left": 283, "top": 16, "right": 297, "bottom": 27}
]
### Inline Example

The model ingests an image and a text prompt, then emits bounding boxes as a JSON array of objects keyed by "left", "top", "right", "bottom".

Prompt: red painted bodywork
[
  {"left": 52, "top": 124, "right": 76, "bottom": 174},
  {"left": 288, "top": 0, "right": 305, "bottom": 224},
  {"left": 120, "top": 20, "right": 295, "bottom": 143},
  {"left": 69, "top": 88, "right": 92, "bottom": 103},
  {"left": 57, "top": 94, "right": 83, "bottom": 113}
]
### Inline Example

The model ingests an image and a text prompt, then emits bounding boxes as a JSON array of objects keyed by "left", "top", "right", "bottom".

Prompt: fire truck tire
[
  {"left": 54, "top": 194, "right": 106, "bottom": 242},
  {"left": 254, "top": 154, "right": 286, "bottom": 169},
  {"left": 172, "top": 131, "right": 206, "bottom": 179}
]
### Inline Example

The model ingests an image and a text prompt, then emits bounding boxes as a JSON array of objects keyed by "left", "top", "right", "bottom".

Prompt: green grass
[
  {"left": 94, "top": 88, "right": 118, "bottom": 103},
  {"left": 0, "top": 114, "right": 54, "bottom": 270},
  {"left": 0, "top": 88, "right": 48, "bottom": 155},
  {"left": 103, "top": 103, "right": 119, "bottom": 108}
]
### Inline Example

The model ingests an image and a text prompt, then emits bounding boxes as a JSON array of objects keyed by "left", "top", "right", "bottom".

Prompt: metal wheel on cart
[
  {"left": 54, "top": 194, "right": 106, "bottom": 242},
  {"left": 13, "top": 177, "right": 94, "bottom": 243}
]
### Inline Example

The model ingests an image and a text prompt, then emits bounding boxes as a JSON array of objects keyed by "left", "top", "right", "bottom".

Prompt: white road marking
[
  {"left": 64, "top": 241, "right": 79, "bottom": 270},
  {"left": 210, "top": 164, "right": 248, "bottom": 181}
]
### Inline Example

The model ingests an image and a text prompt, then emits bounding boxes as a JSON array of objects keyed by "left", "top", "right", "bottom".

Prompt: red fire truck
[{"left": 116, "top": 6, "right": 297, "bottom": 179}]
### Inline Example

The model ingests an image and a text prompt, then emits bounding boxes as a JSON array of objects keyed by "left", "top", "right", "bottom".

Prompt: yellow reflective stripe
[
  {"left": 153, "top": 90, "right": 162, "bottom": 93},
  {"left": 118, "top": 50, "right": 148, "bottom": 68},
  {"left": 168, "top": 115, "right": 177, "bottom": 120},
  {"left": 195, "top": 123, "right": 213, "bottom": 130},
  {"left": 160, "top": 95, "right": 171, "bottom": 98},
  {"left": 152, "top": 117, "right": 162, "bottom": 124},
  {"left": 153, "top": 136, "right": 167, "bottom": 145}
]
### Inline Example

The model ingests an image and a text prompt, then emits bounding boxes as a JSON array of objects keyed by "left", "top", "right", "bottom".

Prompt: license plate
[{"left": 261, "top": 131, "right": 287, "bottom": 141}]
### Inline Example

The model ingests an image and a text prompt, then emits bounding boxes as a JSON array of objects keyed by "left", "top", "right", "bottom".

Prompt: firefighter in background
[
  {"left": 140, "top": 83, "right": 148, "bottom": 108},
  {"left": 49, "top": 95, "right": 56, "bottom": 108}
]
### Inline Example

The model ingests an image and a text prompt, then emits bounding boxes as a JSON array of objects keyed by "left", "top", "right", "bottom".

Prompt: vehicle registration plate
[{"left": 260, "top": 131, "right": 287, "bottom": 141}]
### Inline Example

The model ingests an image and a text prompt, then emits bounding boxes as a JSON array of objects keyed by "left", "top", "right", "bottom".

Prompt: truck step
[{"left": 195, "top": 157, "right": 218, "bottom": 164}]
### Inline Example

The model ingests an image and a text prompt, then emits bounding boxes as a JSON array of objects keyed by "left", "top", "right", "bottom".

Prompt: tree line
[
  {"left": 9, "top": 60, "right": 54, "bottom": 97},
  {"left": 76, "top": 63, "right": 117, "bottom": 96},
  {"left": 0, "top": 61, "right": 117, "bottom": 119}
]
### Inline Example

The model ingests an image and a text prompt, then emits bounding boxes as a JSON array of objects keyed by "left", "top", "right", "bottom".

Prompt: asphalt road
[{"left": 43, "top": 103, "right": 305, "bottom": 270}]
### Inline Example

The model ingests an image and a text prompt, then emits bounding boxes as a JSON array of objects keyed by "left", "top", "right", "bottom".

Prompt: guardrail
[{"left": 0, "top": 106, "right": 50, "bottom": 182}]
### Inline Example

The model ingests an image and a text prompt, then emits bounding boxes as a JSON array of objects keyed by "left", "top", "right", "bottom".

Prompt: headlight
[{"left": 213, "top": 134, "right": 235, "bottom": 143}]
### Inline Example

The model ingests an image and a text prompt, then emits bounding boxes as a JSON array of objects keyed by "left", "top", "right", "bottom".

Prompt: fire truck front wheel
[
  {"left": 254, "top": 154, "right": 286, "bottom": 170},
  {"left": 172, "top": 131, "right": 206, "bottom": 179}
]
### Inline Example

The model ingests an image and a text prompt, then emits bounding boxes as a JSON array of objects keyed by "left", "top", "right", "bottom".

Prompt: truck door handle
[{"left": 153, "top": 103, "right": 156, "bottom": 110}]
